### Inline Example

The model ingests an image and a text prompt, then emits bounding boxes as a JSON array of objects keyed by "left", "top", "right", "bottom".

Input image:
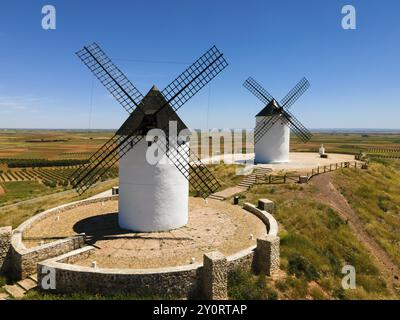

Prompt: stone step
[
  {"left": 0, "top": 292, "right": 10, "bottom": 300},
  {"left": 208, "top": 195, "right": 225, "bottom": 201},
  {"left": 238, "top": 182, "right": 254, "bottom": 186},
  {"left": 17, "top": 278, "right": 37, "bottom": 291},
  {"left": 4, "top": 284, "right": 26, "bottom": 299},
  {"left": 29, "top": 274, "right": 38, "bottom": 282},
  {"left": 239, "top": 179, "right": 255, "bottom": 183},
  {"left": 238, "top": 183, "right": 253, "bottom": 187},
  {"left": 241, "top": 177, "right": 256, "bottom": 182}
]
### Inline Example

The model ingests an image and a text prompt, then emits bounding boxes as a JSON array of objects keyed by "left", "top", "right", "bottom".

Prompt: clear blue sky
[{"left": 0, "top": 0, "right": 399, "bottom": 130}]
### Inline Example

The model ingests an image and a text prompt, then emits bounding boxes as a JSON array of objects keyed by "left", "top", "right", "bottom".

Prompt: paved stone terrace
[{"left": 23, "top": 198, "right": 266, "bottom": 269}]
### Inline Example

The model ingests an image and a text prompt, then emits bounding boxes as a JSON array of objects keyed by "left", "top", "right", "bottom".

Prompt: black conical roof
[
  {"left": 255, "top": 99, "right": 280, "bottom": 117},
  {"left": 117, "top": 85, "right": 188, "bottom": 136}
]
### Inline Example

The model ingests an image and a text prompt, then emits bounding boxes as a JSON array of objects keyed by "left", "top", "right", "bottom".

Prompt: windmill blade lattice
[
  {"left": 243, "top": 77, "right": 274, "bottom": 105},
  {"left": 281, "top": 109, "right": 312, "bottom": 142},
  {"left": 280, "top": 77, "right": 310, "bottom": 110},
  {"left": 70, "top": 131, "right": 143, "bottom": 195},
  {"left": 253, "top": 113, "right": 281, "bottom": 143},
  {"left": 161, "top": 46, "right": 228, "bottom": 113},
  {"left": 246, "top": 76, "right": 312, "bottom": 144},
  {"left": 76, "top": 42, "right": 144, "bottom": 114},
  {"left": 253, "top": 108, "right": 312, "bottom": 143},
  {"left": 70, "top": 43, "right": 228, "bottom": 197},
  {"left": 154, "top": 138, "right": 221, "bottom": 198}
]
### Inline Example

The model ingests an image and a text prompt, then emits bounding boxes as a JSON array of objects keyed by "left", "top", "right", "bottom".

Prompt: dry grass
[
  {"left": 333, "top": 160, "right": 400, "bottom": 270},
  {"left": 237, "top": 179, "right": 397, "bottom": 299}
]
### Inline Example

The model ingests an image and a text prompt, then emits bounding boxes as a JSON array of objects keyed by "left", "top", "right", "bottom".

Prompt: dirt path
[
  {"left": 0, "top": 184, "right": 4, "bottom": 196},
  {"left": 311, "top": 173, "right": 400, "bottom": 294}
]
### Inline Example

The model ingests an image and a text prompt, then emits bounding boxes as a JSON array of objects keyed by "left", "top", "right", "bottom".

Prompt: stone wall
[
  {"left": 202, "top": 251, "right": 227, "bottom": 300},
  {"left": 38, "top": 247, "right": 202, "bottom": 298},
  {"left": 9, "top": 196, "right": 117, "bottom": 280},
  {"left": 0, "top": 226, "right": 12, "bottom": 274},
  {"left": 226, "top": 246, "right": 255, "bottom": 272},
  {"left": 255, "top": 235, "right": 280, "bottom": 276},
  {"left": 37, "top": 234, "right": 278, "bottom": 299},
  {"left": 243, "top": 202, "right": 278, "bottom": 235},
  {"left": 11, "top": 234, "right": 86, "bottom": 280},
  {"left": 26, "top": 196, "right": 280, "bottom": 299}
]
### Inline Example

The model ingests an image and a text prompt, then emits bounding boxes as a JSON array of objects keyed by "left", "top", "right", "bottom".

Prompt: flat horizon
[{"left": 1, "top": 128, "right": 400, "bottom": 133}]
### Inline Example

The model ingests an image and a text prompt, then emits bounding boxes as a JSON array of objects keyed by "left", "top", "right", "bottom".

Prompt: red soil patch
[{"left": 0, "top": 185, "right": 5, "bottom": 195}]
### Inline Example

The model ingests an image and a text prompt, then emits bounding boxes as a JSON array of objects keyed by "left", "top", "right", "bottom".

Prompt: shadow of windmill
[{"left": 72, "top": 212, "right": 193, "bottom": 246}]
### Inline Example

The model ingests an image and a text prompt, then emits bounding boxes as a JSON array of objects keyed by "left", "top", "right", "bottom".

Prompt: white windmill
[
  {"left": 243, "top": 77, "right": 312, "bottom": 163},
  {"left": 71, "top": 43, "right": 228, "bottom": 232}
]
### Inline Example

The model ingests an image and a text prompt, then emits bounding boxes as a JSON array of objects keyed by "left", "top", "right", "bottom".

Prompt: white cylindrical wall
[
  {"left": 118, "top": 138, "right": 189, "bottom": 232},
  {"left": 254, "top": 116, "right": 290, "bottom": 163}
]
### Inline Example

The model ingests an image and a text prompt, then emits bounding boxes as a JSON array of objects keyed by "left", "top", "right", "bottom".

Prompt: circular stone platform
[
  {"left": 202, "top": 152, "right": 355, "bottom": 172},
  {"left": 22, "top": 197, "right": 266, "bottom": 269}
]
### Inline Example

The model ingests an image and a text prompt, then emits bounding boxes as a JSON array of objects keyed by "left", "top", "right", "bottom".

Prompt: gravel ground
[{"left": 23, "top": 197, "right": 266, "bottom": 269}]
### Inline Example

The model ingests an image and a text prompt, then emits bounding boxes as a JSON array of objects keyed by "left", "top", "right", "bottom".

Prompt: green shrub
[
  {"left": 288, "top": 253, "right": 319, "bottom": 281},
  {"left": 309, "top": 286, "right": 327, "bottom": 300},
  {"left": 283, "top": 277, "right": 309, "bottom": 299},
  {"left": 228, "top": 269, "right": 278, "bottom": 300}
]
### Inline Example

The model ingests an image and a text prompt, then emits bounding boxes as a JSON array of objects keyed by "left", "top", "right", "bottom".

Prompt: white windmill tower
[
  {"left": 254, "top": 99, "right": 290, "bottom": 163},
  {"left": 71, "top": 43, "right": 228, "bottom": 232},
  {"left": 243, "top": 77, "right": 312, "bottom": 164}
]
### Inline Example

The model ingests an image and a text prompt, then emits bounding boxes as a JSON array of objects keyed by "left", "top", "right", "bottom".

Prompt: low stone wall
[
  {"left": 0, "top": 226, "right": 12, "bottom": 274},
  {"left": 14, "top": 196, "right": 117, "bottom": 235},
  {"left": 9, "top": 196, "right": 118, "bottom": 280},
  {"left": 226, "top": 246, "right": 255, "bottom": 272},
  {"left": 38, "top": 247, "right": 203, "bottom": 298},
  {"left": 36, "top": 198, "right": 280, "bottom": 299},
  {"left": 243, "top": 202, "right": 278, "bottom": 235},
  {"left": 11, "top": 233, "right": 86, "bottom": 280}
]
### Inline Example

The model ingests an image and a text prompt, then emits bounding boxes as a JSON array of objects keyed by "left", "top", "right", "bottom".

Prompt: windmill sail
[
  {"left": 70, "top": 44, "right": 228, "bottom": 198},
  {"left": 161, "top": 46, "right": 228, "bottom": 113},
  {"left": 76, "top": 42, "right": 144, "bottom": 114},
  {"left": 280, "top": 77, "right": 310, "bottom": 110},
  {"left": 245, "top": 76, "right": 312, "bottom": 143},
  {"left": 243, "top": 77, "right": 274, "bottom": 105}
]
